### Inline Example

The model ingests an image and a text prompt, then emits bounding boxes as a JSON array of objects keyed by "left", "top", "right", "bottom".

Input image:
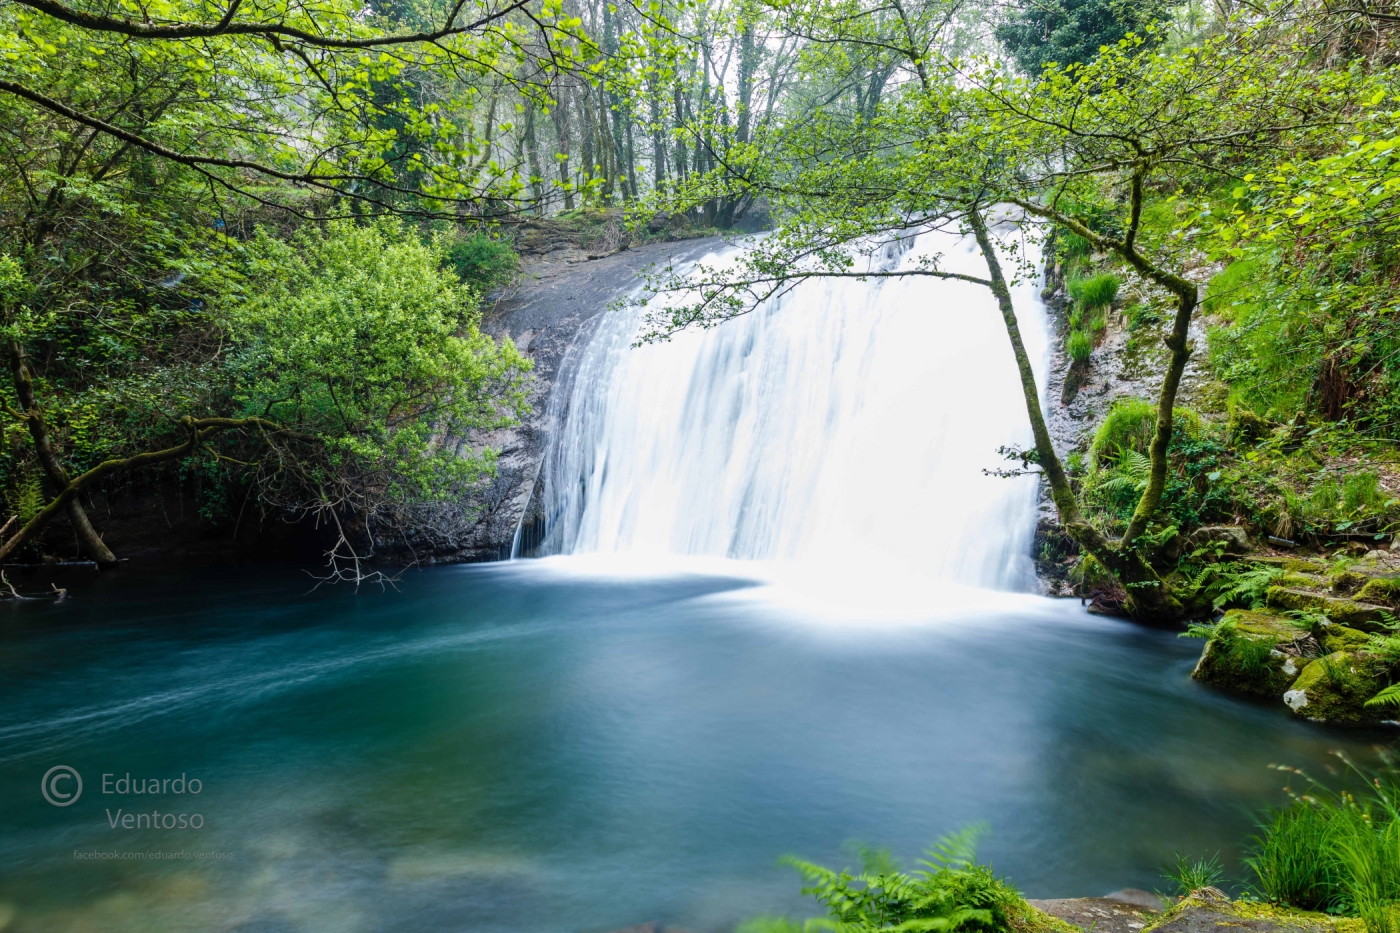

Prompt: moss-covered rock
[
  {"left": 1278, "top": 571, "right": 1328, "bottom": 590},
  {"left": 1192, "top": 611, "right": 1303, "bottom": 697},
  {"left": 1143, "top": 889, "right": 1362, "bottom": 933},
  {"left": 1321, "top": 625, "right": 1372, "bottom": 653},
  {"left": 1228, "top": 608, "right": 1299, "bottom": 636},
  {"left": 1283, "top": 558, "right": 1330, "bottom": 574},
  {"left": 1283, "top": 651, "right": 1391, "bottom": 725},
  {"left": 1266, "top": 587, "right": 1389, "bottom": 631},
  {"left": 1330, "top": 570, "right": 1369, "bottom": 595},
  {"left": 1356, "top": 576, "right": 1400, "bottom": 607}
]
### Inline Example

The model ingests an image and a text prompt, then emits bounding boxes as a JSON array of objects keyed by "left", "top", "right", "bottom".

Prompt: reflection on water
[{"left": 0, "top": 561, "right": 1389, "bottom": 933}]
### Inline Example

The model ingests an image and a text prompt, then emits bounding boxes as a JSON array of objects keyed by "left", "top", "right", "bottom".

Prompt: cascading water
[{"left": 533, "top": 228, "right": 1051, "bottom": 592}]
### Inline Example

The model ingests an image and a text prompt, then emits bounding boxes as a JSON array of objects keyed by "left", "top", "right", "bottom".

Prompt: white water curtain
[{"left": 538, "top": 228, "right": 1052, "bottom": 592}]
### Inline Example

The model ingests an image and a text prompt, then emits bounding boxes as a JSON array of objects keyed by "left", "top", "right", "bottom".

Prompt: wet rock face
[{"left": 374, "top": 238, "right": 723, "bottom": 564}]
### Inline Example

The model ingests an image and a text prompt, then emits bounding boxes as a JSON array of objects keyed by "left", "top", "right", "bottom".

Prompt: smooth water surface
[{"left": 0, "top": 562, "right": 1389, "bottom": 933}]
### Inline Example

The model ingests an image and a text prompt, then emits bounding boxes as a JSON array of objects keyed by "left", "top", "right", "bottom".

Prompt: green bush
[
  {"left": 443, "top": 232, "right": 518, "bottom": 295},
  {"left": 1068, "top": 330, "right": 1093, "bottom": 362},
  {"left": 1057, "top": 231, "right": 1093, "bottom": 269},
  {"left": 1089, "top": 397, "right": 1205, "bottom": 466},
  {"left": 230, "top": 219, "right": 531, "bottom": 503},
  {"left": 1068, "top": 273, "right": 1121, "bottom": 310}
]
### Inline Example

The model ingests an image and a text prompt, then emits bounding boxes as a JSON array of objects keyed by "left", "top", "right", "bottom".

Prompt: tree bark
[
  {"left": 7, "top": 337, "right": 117, "bottom": 566},
  {"left": 966, "top": 210, "right": 1195, "bottom": 624}
]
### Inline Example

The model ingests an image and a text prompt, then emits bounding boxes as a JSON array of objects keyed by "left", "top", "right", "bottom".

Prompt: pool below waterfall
[{"left": 0, "top": 561, "right": 1388, "bottom": 933}]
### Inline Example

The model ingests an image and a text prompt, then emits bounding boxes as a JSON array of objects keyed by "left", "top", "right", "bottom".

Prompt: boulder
[
  {"left": 1320, "top": 624, "right": 1371, "bottom": 654},
  {"left": 1188, "top": 525, "right": 1252, "bottom": 555},
  {"left": 1283, "top": 651, "right": 1390, "bottom": 725},
  {"left": 1144, "top": 890, "right": 1347, "bottom": 933},
  {"left": 1357, "top": 576, "right": 1400, "bottom": 607},
  {"left": 1192, "top": 610, "right": 1305, "bottom": 697},
  {"left": 1265, "top": 586, "right": 1390, "bottom": 631}
]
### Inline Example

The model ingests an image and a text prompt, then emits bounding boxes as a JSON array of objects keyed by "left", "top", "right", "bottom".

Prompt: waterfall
[{"left": 533, "top": 228, "right": 1052, "bottom": 593}]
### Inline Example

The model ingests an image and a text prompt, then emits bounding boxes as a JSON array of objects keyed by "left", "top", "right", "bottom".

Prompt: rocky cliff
[{"left": 383, "top": 237, "right": 724, "bottom": 563}]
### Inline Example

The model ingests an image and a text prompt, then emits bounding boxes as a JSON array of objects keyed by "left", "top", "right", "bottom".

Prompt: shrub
[
  {"left": 1248, "top": 798, "right": 1342, "bottom": 911},
  {"left": 1068, "top": 329, "right": 1093, "bottom": 362},
  {"left": 1057, "top": 231, "right": 1093, "bottom": 268},
  {"left": 1068, "top": 273, "right": 1121, "bottom": 310},
  {"left": 229, "top": 219, "right": 531, "bottom": 522},
  {"left": 443, "top": 232, "right": 518, "bottom": 295},
  {"left": 1089, "top": 397, "right": 1205, "bottom": 466}
]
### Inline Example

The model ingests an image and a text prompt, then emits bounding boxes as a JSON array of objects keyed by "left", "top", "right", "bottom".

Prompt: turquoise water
[{"left": 0, "top": 560, "right": 1389, "bottom": 933}]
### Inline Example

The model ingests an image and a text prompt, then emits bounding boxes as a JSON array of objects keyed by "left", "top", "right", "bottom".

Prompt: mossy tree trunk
[
  {"left": 6, "top": 337, "right": 118, "bottom": 567},
  {"left": 968, "top": 208, "right": 1204, "bottom": 624}
]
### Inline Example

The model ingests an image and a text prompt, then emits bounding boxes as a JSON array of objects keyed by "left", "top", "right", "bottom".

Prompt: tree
[
  {"left": 0, "top": 216, "right": 529, "bottom": 569},
  {"left": 995, "top": 0, "right": 1168, "bottom": 76},
  {"left": 0, "top": 0, "right": 587, "bottom": 565},
  {"left": 632, "top": 10, "right": 1355, "bottom": 622}
]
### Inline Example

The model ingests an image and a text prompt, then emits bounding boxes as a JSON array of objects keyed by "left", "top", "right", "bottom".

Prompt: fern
[
  {"left": 771, "top": 828, "right": 1017, "bottom": 933},
  {"left": 1364, "top": 683, "right": 1400, "bottom": 709},
  {"left": 1098, "top": 449, "right": 1154, "bottom": 495},
  {"left": 1195, "top": 563, "right": 1282, "bottom": 611}
]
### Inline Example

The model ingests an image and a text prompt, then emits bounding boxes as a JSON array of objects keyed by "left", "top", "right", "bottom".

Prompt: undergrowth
[{"left": 739, "top": 827, "right": 1027, "bottom": 933}]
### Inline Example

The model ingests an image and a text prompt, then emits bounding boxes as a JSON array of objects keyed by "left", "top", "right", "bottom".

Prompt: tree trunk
[
  {"left": 966, "top": 211, "right": 1195, "bottom": 625},
  {"left": 7, "top": 337, "right": 118, "bottom": 566}
]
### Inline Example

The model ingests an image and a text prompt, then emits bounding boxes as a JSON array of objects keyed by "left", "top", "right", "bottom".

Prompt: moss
[
  {"left": 1278, "top": 572, "right": 1329, "bottom": 590},
  {"left": 1283, "top": 559, "right": 1330, "bottom": 574},
  {"left": 1088, "top": 397, "right": 1206, "bottom": 466},
  {"left": 1283, "top": 651, "right": 1390, "bottom": 725},
  {"left": 1227, "top": 608, "right": 1299, "bottom": 637},
  {"left": 1008, "top": 899, "right": 1082, "bottom": 933},
  {"left": 1356, "top": 577, "right": 1400, "bottom": 607},
  {"left": 1266, "top": 587, "right": 1389, "bottom": 630},
  {"left": 1322, "top": 625, "right": 1372, "bottom": 653},
  {"left": 1144, "top": 890, "right": 1356, "bottom": 933},
  {"left": 1227, "top": 404, "right": 1269, "bottom": 446},
  {"left": 1330, "top": 570, "right": 1369, "bottom": 595},
  {"left": 1193, "top": 615, "right": 1301, "bottom": 697}
]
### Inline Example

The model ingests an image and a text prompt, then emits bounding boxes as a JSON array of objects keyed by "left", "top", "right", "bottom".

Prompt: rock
[
  {"left": 1187, "top": 526, "right": 1251, "bottom": 555},
  {"left": 1356, "top": 576, "right": 1400, "bottom": 607},
  {"left": 1281, "top": 558, "right": 1329, "bottom": 574},
  {"left": 1227, "top": 406, "right": 1269, "bottom": 446},
  {"left": 1192, "top": 610, "right": 1306, "bottom": 697},
  {"left": 1277, "top": 571, "right": 1328, "bottom": 590},
  {"left": 1265, "top": 586, "right": 1391, "bottom": 631},
  {"left": 1028, "top": 896, "right": 1157, "bottom": 933},
  {"left": 1284, "top": 651, "right": 1390, "bottom": 725},
  {"left": 1105, "top": 889, "right": 1169, "bottom": 910},
  {"left": 1320, "top": 624, "right": 1371, "bottom": 654},
  {"left": 1329, "top": 570, "right": 1368, "bottom": 595},
  {"left": 1145, "top": 889, "right": 1347, "bottom": 933}
]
